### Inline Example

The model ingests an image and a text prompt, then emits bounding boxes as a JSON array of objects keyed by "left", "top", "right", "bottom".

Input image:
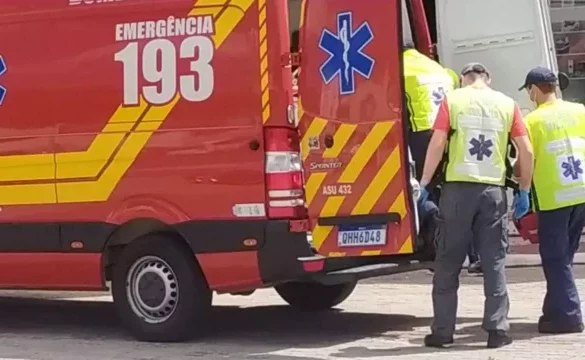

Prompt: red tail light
[{"left": 264, "top": 127, "right": 306, "bottom": 219}]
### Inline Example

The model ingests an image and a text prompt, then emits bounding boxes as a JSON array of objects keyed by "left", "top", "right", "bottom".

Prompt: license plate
[{"left": 337, "top": 224, "right": 387, "bottom": 247}]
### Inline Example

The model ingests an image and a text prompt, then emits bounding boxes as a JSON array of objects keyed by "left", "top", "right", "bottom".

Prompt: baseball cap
[
  {"left": 460, "top": 62, "right": 491, "bottom": 78},
  {"left": 518, "top": 67, "right": 558, "bottom": 91}
]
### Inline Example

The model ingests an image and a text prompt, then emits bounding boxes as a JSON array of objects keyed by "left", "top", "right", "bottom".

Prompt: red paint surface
[
  {"left": 0, "top": 253, "right": 104, "bottom": 290},
  {"left": 196, "top": 251, "right": 263, "bottom": 292},
  {"left": 0, "top": 0, "right": 295, "bottom": 290}
]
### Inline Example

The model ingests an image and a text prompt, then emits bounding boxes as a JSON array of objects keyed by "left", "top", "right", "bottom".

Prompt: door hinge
[{"left": 281, "top": 52, "right": 301, "bottom": 67}]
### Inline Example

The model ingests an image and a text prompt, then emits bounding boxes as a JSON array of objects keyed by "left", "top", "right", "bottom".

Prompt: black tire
[
  {"left": 112, "top": 233, "right": 211, "bottom": 342},
  {"left": 274, "top": 280, "right": 357, "bottom": 311}
]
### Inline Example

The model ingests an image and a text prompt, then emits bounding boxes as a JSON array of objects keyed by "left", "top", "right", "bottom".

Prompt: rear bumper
[
  {"left": 307, "top": 260, "right": 433, "bottom": 285},
  {"left": 257, "top": 220, "right": 315, "bottom": 284},
  {"left": 258, "top": 220, "right": 432, "bottom": 286}
]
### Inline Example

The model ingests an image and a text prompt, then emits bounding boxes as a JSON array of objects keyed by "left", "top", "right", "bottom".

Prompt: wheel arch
[{"left": 102, "top": 218, "right": 195, "bottom": 282}]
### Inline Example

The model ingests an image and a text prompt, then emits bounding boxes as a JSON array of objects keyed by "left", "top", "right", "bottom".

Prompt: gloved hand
[
  {"left": 418, "top": 186, "right": 430, "bottom": 205},
  {"left": 512, "top": 189, "right": 530, "bottom": 219}
]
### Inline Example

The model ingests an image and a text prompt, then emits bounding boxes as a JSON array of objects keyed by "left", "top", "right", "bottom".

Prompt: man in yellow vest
[
  {"left": 403, "top": 44, "right": 455, "bottom": 180},
  {"left": 417, "top": 63, "right": 534, "bottom": 348},
  {"left": 515, "top": 66, "right": 585, "bottom": 334},
  {"left": 403, "top": 45, "right": 486, "bottom": 271}
]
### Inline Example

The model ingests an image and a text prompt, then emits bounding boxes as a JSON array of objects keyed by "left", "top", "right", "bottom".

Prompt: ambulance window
[
  {"left": 288, "top": 0, "right": 302, "bottom": 50},
  {"left": 401, "top": 0, "right": 414, "bottom": 47}
]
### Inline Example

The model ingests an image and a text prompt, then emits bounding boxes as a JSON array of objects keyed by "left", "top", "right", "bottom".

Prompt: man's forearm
[
  {"left": 517, "top": 151, "right": 534, "bottom": 191},
  {"left": 511, "top": 135, "right": 534, "bottom": 191},
  {"left": 420, "top": 135, "right": 447, "bottom": 186},
  {"left": 420, "top": 152, "right": 442, "bottom": 186}
]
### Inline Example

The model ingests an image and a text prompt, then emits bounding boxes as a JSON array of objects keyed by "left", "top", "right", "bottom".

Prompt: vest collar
[
  {"left": 465, "top": 83, "right": 489, "bottom": 90},
  {"left": 537, "top": 99, "right": 562, "bottom": 109}
]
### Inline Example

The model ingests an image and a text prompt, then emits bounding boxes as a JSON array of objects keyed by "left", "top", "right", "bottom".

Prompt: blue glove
[
  {"left": 512, "top": 190, "right": 530, "bottom": 219},
  {"left": 418, "top": 186, "right": 430, "bottom": 205}
]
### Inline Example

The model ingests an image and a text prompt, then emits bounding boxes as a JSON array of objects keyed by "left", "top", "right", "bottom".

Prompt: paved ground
[{"left": 0, "top": 264, "right": 583, "bottom": 359}]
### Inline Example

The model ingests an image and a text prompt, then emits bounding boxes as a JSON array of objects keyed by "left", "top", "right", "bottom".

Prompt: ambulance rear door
[
  {"left": 436, "top": 0, "right": 558, "bottom": 114},
  {"left": 298, "top": 0, "right": 417, "bottom": 258}
]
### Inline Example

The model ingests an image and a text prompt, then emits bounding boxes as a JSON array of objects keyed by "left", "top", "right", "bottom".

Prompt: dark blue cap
[{"left": 519, "top": 67, "right": 558, "bottom": 91}]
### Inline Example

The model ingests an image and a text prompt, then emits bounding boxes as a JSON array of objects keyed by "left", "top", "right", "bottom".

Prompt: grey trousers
[{"left": 431, "top": 182, "right": 510, "bottom": 336}]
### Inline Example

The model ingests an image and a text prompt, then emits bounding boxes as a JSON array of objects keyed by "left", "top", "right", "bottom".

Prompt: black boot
[
  {"left": 487, "top": 330, "right": 513, "bottom": 348},
  {"left": 468, "top": 260, "right": 482, "bottom": 274},
  {"left": 424, "top": 334, "right": 454, "bottom": 348}
]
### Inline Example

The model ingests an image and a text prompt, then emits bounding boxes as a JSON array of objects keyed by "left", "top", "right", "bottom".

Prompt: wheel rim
[{"left": 125, "top": 256, "right": 179, "bottom": 324}]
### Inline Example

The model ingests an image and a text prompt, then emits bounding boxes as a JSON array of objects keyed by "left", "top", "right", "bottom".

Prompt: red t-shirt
[{"left": 432, "top": 99, "right": 527, "bottom": 138}]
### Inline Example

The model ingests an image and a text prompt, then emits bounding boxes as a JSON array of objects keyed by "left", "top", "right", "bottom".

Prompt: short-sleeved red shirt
[{"left": 432, "top": 99, "right": 527, "bottom": 138}]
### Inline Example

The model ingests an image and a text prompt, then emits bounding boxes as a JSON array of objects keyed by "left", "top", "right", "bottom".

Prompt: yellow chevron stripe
[
  {"left": 0, "top": 100, "right": 148, "bottom": 183},
  {"left": 312, "top": 195, "right": 344, "bottom": 250},
  {"left": 297, "top": 98, "right": 305, "bottom": 120},
  {"left": 389, "top": 191, "right": 407, "bottom": 218},
  {"left": 194, "top": 0, "right": 227, "bottom": 5},
  {"left": 338, "top": 121, "right": 394, "bottom": 184},
  {"left": 328, "top": 252, "right": 346, "bottom": 257},
  {"left": 0, "top": 154, "right": 53, "bottom": 182},
  {"left": 103, "top": 123, "right": 134, "bottom": 132},
  {"left": 299, "top": 0, "right": 307, "bottom": 28},
  {"left": 187, "top": 0, "right": 225, "bottom": 16},
  {"left": 0, "top": 184, "right": 57, "bottom": 205},
  {"left": 258, "top": 0, "right": 270, "bottom": 123},
  {"left": 398, "top": 235, "right": 413, "bottom": 254},
  {"left": 322, "top": 124, "right": 356, "bottom": 159},
  {"left": 351, "top": 146, "right": 401, "bottom": 215},
  {"left": 189, "top": 7, "right": 224, "bottom": 16},
  {"left": 361, "top": 250, "right": 382, "bottom": 256},
  {"left": 304, "top": 172, "right": 327, "bottom": 205},
  {"left": 57, "top": 95, "right": 180, "bottom": 203},
  {"left": 301, "top": 117, "right": 327, "bottom": 161},
  {"left": 0, "top": 0, "right": 251, "bottom": 205}
]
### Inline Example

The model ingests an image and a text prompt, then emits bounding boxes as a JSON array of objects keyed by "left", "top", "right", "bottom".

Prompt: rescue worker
[
  {"left": 417, "top": 63, "right": 534, "bottom": 348},
  {"left": 403, "top": 43, "right": 455, "bottom": 181},
  {"left": 514, "top": 67, "right": 585, "bottom": 334}
]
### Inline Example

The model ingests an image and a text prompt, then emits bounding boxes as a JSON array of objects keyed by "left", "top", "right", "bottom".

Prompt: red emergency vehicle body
[
  {"left": 0, "top": 0, "right": 303, "bottom": 291},
  {"left": 0, "top": 0, "right": 434, "bottom": 342}
]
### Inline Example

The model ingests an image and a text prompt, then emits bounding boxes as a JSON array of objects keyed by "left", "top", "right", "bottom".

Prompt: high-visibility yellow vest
[
  {"left": 403, "top": 49, "right": 455, "bottom": 132},
  {"left": 444, "top": 86, "right": 515, "bottom": 186},
  {"left": 526, "top": 99, "right": 585, "bottom": 211}
]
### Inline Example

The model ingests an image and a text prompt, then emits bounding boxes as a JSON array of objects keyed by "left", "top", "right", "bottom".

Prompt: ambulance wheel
[
  {"left": 274, "top": 280, "right": 357, "bottom": 311},
  {"left": 112, "top": 233, "right": 211, "bottom": 342}
]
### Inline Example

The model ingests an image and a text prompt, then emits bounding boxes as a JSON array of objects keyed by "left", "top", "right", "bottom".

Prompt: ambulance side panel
[{"left": 0, "top": 0, "right": 277, "bottom": 291}]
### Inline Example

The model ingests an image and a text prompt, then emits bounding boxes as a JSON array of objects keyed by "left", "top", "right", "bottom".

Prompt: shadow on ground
[
  {"left": 0, "top": 296, "right": 482, "bottom": 358},
  {"left": 332, "top": 321, "right": 549, "bottom": 358}
]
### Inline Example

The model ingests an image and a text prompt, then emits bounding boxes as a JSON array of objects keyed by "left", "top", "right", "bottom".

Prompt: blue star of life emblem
[
  {"left": 469, "top": 134, "right": 493, "bottom": 161},
  {"left": 562, "top": 155, "right": 583, "bottom": 180},
  {"left": 0, "top": 56, "right": 6, "bottom": 105},
  {"left": 432, "top": 87, "right": 446, "bottom": 106},
  {"left": 318, "top": 11, "right": 375, "bottom": 95}
]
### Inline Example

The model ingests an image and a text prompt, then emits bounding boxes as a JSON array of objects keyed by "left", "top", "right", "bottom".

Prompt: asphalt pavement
[{"left": 0, "top": 263, "right": 581, "bottom": 359}]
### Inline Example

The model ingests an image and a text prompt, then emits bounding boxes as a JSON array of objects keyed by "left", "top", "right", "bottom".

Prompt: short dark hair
[{"left": 530, "top": 83, "right": 556, "bottom": 94}]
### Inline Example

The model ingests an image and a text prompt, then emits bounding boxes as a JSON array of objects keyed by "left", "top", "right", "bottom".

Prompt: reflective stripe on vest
[
  {"left": 403, "top": 49, "right": 454, "bottom": 132},
  {"left": 527, "top": 100, "right": 585, "bottom": 211},
  {"left": 444, "top": 87, "right": 514, "bottom": 186}
]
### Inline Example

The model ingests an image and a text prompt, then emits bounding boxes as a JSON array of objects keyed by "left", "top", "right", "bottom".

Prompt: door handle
[{"left": 324, "top": 134, "right": 334, "bottom": 148}]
